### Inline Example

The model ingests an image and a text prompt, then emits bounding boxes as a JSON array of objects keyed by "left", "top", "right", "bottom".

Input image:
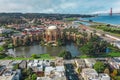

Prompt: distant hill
[{"left": 0, "top": 13, "right": 95, "bottom": 25}]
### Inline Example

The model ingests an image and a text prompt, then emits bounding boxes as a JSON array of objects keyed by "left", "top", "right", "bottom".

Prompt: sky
[{"left": 0, "top": 0, "right": 120, "bottom": 14}]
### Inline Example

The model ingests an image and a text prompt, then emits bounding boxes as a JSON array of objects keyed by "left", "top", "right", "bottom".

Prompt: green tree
[
  {"left": 31, "top": 74, "right": 37, "bottom": 80},
  {"left": 114, "top": 76, "right": 120, "bottom": 80},
  {"left": 112, "top": 69, "right": 118, "bottom": 76},
  {"left": 89, "top": 35, "right": 100, "bottom": 42},
  {"left": 80, "top": 35, "right": 108, "bottom": 56},
  {"left": 94, "top": 61, "right": 105, "bottom": 73},
  {"left": 82, "top": 32, "right": 88, "bottom": 40},
  {"left": 104, "top": 68, "right": 110, "bottom": 75},
  {"left": 57, "top": 39, "right": 63, "bottom": 46},
  {"left": 0, "top": 46, "right": 4, "bottom": 51},
  {"left": 111, "top": 69, "right": 118, "bottom": 79},
  {"left": 31, "top": 54, "right": 37, "bottom": 59},
  {"left": 80, "top": 42, "right": 94, "bottom": 55},
  {"left": 50, "top": 62, "right": 55, "bottom": 67},
  {"left": 13, "top": 64, "right": 19, "bottom": 70},
  {"left": 27, "top": 68, "right": 32, "bottom": 75},
  {"left": 77, "top": 67, "right": 81, "bottom": 74},
  {"left": 21, "top": 68, "right": 34, "bottom": 80},
  {"left": 59, "top": 50, "right": 72, "bottom": 59},
  {"left": 76, "top": 38, "right": 81, "bottom": 45}
]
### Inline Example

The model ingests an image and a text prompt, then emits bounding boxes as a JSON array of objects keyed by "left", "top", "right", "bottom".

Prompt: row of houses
[
  {"left": 1, "top": 57, "right": 120, "bottom": 80},
  {"left": 0, "top": 58, "right": 66, "bottom": 80},
  {"left": 27, "top": 58, "right": 66, "bottom": 80},
  {"left": 0, "top": 60, "right": 22, "bottom": 80},
  {"left": 81, "top": 68, "right": 110, "bottom": 80},
  {"left": 74, "top": 57, "right": 120, "bottom": 80}
]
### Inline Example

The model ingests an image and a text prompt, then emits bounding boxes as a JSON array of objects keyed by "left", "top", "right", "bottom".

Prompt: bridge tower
[{"left": 110, "top": 8, "right": 112, "bottom": 16}]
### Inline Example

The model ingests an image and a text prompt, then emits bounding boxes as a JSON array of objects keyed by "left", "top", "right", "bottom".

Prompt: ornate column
[
  {"left": 36, "top": 33, "right": 39, "bottom": 41},
  {"left": 49, "top": 31, "right": 52, "bottom": 42},
  {"left": 29, "top": 35, "right": 33, "bottom": 42},
  {"left": 22, "top": 36, "right": 27, "bottom": 45},
  {"left": 54, "top": 31, "right": 57, "bottom": 41},
  {"left": 74, "top": 33, "right": 76, "bottom": 41},
  {"left": 12, "top": 36, "right": 17, "bottom": 46},
  {"left": 46, "top": 35, "right": 49, "bottom": 42},
  {"left": 68, "top": 32, "right": 70, "bottom": 40},
  {"left": 61, "top": 31, "right": 63, "bottom": 38}
]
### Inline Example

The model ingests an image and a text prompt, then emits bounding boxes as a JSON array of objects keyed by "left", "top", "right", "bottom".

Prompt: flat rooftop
[{"left": 0, "top": 75, "right": 14, "bottom": 80}]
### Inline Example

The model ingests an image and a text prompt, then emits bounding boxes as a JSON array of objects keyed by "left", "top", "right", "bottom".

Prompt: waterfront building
[{"left": 44, "top": 25, "right": 62, "bottom": 43}]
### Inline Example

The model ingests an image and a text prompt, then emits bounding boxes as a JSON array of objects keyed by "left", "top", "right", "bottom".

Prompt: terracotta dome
[{"left": 48, "top": 26, "right": 57, "bottom": 30}]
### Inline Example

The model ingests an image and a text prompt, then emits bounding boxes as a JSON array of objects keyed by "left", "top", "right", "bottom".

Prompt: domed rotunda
[{"left": 44, "top": 25, "right": 61, "bottom": 43}]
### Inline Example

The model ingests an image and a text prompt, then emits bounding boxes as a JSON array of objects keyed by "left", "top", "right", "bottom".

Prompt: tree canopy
[
  {"left": 80, "top": 35, "right": 108, "bottom": 56},
  {"left": 94, "top": 61, "right": 105, "bottom": 73},
  {"left": 59, "top": 50, "right": 72, "bottom": 59}
]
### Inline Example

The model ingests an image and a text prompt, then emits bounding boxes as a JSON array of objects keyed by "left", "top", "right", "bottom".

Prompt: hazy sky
[{"left": 0, "top": 0, "right": 120, "bottom": 14}]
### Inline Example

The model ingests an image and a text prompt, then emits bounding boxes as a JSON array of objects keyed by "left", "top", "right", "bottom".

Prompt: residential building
[
  {"left": 43, "top": 66, "right": 66, "bottom": 80},
  {"left": 19, "top": 60, "right": 27, "bottom": 69},
  {"left": 84, "top": 59, "right": 96, "bottom": 68},
  {"left": 99, "top": 73, "right": 110, "bottom": 80},
  {"left": 108, "top": 58, "right": 120, "bottom": 69},
  {"left": 81, "top": 68, "right": 98, "bottom": 80},
  {"left": 0, "top": 69, "right": 21, "bottom": 80},
  {"left": 75, "top": 59, "right": 86, "bottom": 69}
]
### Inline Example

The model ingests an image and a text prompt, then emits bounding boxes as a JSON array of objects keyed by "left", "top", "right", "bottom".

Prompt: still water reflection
[{"left": 8, "top": 43, "right": 80, "bottom": 57}]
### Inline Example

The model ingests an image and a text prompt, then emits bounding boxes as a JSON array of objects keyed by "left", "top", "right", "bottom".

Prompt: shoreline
[{"left": 79, "top": 19, "right": 120, "bottom": 27}]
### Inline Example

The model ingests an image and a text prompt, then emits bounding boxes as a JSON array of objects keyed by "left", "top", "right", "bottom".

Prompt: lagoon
[{"left": 8, "top": 43, "right": 80, "bottom": 57}]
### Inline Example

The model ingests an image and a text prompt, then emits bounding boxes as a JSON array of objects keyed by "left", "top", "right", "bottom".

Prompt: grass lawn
[
  {"left": 65, "top": 17, "right": 78, "bottom": 21},
  {"left": 3, "top": 57, "right": 34, "bottom": 60},
  {"left": 108, "top": 32, "right": 120, "bottom": 37},
  {"left": 90, "top": 25, "right": 120, "bottom": 37},
  {"left": 79, "top": 52, "right": 120, "bottom": 59},
  {"left": 0, "top": 54, "right": 55, "bottom": 60},
  {"left": 2, "top": 57, "right": 55, "bottom": 60},
  {"left": 107, "top": 52, "right": 120, "bottom": 57},
  {"left": 38, "top": 54, "right": 55, "bottom": 59},
  {"left": 79, "top": 55, "right": 95, "bottom": 58}
]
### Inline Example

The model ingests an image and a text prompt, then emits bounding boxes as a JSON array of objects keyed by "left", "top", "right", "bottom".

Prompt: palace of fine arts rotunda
[{"left": 43, "top": 25, "right": 63, "bottom": 43}]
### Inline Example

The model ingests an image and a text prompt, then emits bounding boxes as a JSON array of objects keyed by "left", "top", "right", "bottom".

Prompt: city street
[{"left": 64, "top": 63, "right": 80, "bottom": 80}]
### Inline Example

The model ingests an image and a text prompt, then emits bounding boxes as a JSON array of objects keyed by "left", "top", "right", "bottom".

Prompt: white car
[
  {"left": 69, "top": 76, "right": 72, "bottom": 80},
  {"left": 67, "top": 69, "right": 69, "bottom": 72}
]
